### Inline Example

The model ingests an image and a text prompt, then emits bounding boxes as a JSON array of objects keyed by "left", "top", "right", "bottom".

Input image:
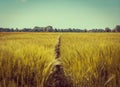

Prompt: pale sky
[{"left": 0, "top": 0, "right": 120, "bottom": 29}]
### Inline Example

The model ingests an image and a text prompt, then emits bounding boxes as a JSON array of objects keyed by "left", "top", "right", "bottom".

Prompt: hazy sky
[{"left": 0, "top": 0, "right": 120, "bottom": 29}]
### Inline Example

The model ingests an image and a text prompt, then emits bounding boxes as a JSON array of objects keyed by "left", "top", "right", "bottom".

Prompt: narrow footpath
[{"left": 44, "top": 35, "right": 72, "bottom": 87}]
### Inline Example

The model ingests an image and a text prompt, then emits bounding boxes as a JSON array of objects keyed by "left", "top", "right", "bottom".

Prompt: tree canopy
[{"left": 0, "top": 25, "right": 120, "bottom": 32}]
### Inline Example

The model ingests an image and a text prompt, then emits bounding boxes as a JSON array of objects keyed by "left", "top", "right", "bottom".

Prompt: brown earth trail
[{"left": 44, "top": 35, "right": 72, "bottom": 87}]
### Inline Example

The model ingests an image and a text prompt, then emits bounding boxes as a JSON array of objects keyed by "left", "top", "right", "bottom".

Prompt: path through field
[
  {"left": 45, "top": 34, "right": 71, "bottom": 87},
  {"left": 1, "top": 33, "right": 120, "bottom": 87}
]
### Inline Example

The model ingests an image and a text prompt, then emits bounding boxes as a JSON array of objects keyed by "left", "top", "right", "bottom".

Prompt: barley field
[
  {"left": 0, "top": 32, "right": 60, "bottom": 87},
  {"left": 61, "top": 33, "right": 120, "bottom": 87},
  {"left": 0, "top": 32, "right": 120, "bottom": 87}
]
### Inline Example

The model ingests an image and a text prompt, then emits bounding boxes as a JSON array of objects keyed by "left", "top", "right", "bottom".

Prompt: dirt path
[
  {"left": 55, "top": 35, "right": 61, "bottom": 59},
  {"left": 44, "top": 34, "right": 72, "bottom": 87}
]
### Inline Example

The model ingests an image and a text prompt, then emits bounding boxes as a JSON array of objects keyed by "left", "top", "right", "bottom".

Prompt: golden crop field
[
  {"left": 0, "top": 32, "right": 120, "bottom": 87},
  {"left": 0, "top": 32, "right": 60, "bottom": 87},
  {"left": 61, "top": 33, "right": 120, "bottom": 87}
]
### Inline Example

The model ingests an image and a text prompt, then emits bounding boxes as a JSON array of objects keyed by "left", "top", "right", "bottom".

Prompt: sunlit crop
[
  {"left": 0, "top": 32, "right": 59, "bottom": 87},
  {"left": 0, "top": 32, "right": 120, "bottom": 87},
  {"left": 60, "top": 33, "right": 120, "bottom": 87}
]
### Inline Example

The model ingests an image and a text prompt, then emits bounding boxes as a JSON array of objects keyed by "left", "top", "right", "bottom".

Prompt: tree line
[{"left": 0, "top": 25, "right": 120, "bottom": 32}]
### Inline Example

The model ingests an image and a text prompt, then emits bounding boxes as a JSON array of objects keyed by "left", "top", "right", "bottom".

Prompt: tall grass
[
  {"left": 0, "top": 32, "right": 120, "bottom": 87},
  {"left": 0, "top": 33, "right": 59, "bottom": 87},
  {"left": 61, "top": 33, "right": 120, "bottom": 87}
]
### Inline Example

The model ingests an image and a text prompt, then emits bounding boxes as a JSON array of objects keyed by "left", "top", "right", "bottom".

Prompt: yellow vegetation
[
  {"left": 0, "top": 32, "right": 120, "bottom": 87},
  {"left": 61, "top": 33, "right": 120, "bottom": 87},
  {"left": 0, "top": 32, "right": 59, "bottom": 87}
]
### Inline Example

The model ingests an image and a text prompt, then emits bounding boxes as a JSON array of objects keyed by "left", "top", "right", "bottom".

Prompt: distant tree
[
  {"left": 33, "top": 26, "right": 43, "bottom": 32},
  {"left": 0, "top": 25, "right": 120, "bottom": 32},
  {"left": 57, "top": 29, "right": 61, "bottom": 32},
  {"left": 105, "top": 27, "right": 111, "bottom": 32},
  {"left": 22, "top": 28, "right": 32, "bottom": 32},
  {"left": 15, "top": 28, "right": 19, "bottom": 32},
  {"left": 114, "top": 25, "right": 120, "bottom": 32},
  {"left": 4, "top": 28, "right": 11, "bottom": 32},
  {"left": 89, "top": 29, "right": 98, "bottom": 32},
  {"left": 45, "top": 26, "right": 53, "bottom": 32},
  {"left": 68, "top": 28, "right": 73, "bottom": 32},
  {"left": 97, "top": 29, "right": 105, "bottom": 32},
  {"left": 84, "top": 29, "right": 87, "bottom": 32},
  {"left": 54, "top": 28, "right": 58, "bottom": 32},
  {"left": 0, "top": 28, "right": 2, "bottom": 32},
  {"left": 11, "top": 28, "right": 14, "bottom": 32}
]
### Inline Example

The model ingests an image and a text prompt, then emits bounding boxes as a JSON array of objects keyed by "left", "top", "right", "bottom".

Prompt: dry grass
[
  {"left": 60, "top": 33, "right": 120, "bottom": 87},
  {"left": 0, "top": 32, "right": 120, "bottom": 87},
  {"left": 0, "top": 32, "right": 59, "bottom": 87}
]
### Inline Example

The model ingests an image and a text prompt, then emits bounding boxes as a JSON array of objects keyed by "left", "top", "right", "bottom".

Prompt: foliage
[{"left": 0, "top": 25, "right": 120, "bottom": 32}]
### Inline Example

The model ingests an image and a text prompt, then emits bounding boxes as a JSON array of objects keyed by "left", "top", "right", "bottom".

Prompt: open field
[
  {"left": 0, "top": 32, "right": 120, "bottom": 87},
  {"left": 61, "top": 33, "right": 120, "bottom": 87},
  {"left": 0, "top": 32, "right": 60, "bottom": 87}
]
